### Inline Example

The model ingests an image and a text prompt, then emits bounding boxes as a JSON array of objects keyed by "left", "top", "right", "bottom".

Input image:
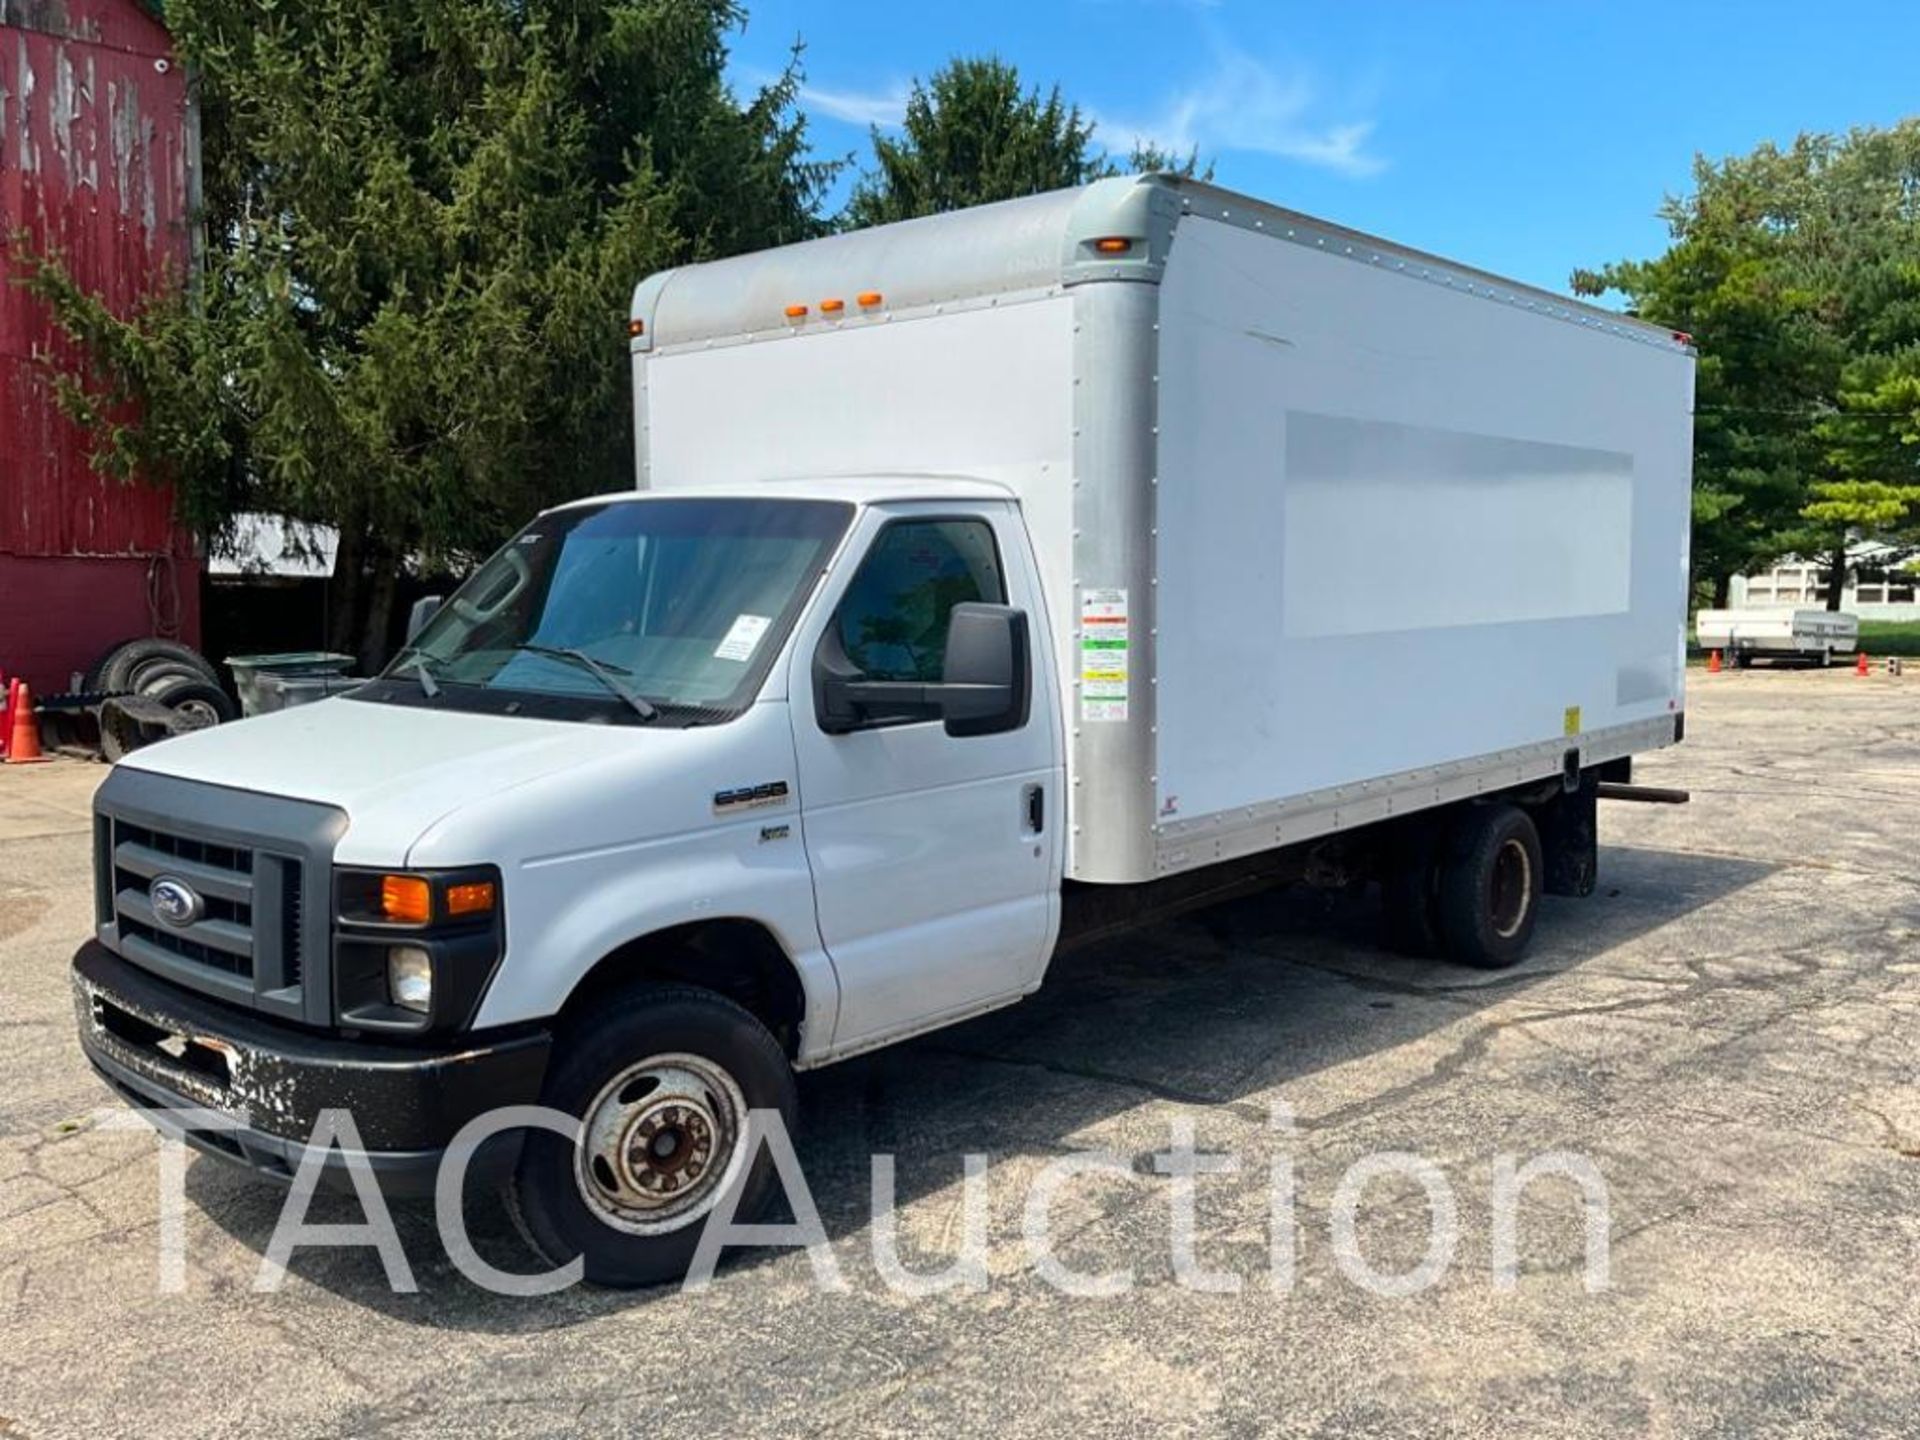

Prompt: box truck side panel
[{"left": 1153, "top": 214, "right": 1693, "bottom": 833}]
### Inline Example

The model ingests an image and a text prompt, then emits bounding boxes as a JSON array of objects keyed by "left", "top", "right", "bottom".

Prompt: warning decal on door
[{"left": 1081, "top": 587, "right": 1130, "bottom": 722}]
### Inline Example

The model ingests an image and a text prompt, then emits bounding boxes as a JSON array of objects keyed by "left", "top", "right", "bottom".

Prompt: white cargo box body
[
  {"left": 1696, "top": 608, "right": 1857, "bottom": 656},
  {"left": 630, "top": 177, "right": 1696, "bottom": 884}
]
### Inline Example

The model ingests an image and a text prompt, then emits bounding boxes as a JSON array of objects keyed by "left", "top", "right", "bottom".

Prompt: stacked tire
[{"left": 88, "top": 639, "right": 237, "bottom": 761}]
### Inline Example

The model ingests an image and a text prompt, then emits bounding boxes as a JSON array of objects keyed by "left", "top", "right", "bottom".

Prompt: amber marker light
[
  {"left": 626, "top": 318, "right": 645, "bottom": 337},
  {"left": 445, "top": 881, "right": 498, "bottom": 917},
  {"left": 856, "top": 291, "right": 883, "bottom": 308},
  {"left": 820, "top": 297, "right": 846, "bottom": 314},
  {"left": 784, "top": 303, "right": 809, "bottom": 319},
  {"left": 1093, "top": 237, "right": 1133, "bottom": 254},
  {"left": 380, "top": 874, "right": 433, "bottom": 925}
]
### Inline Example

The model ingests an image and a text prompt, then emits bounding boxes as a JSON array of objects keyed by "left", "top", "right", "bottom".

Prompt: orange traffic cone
[
  {"left": 1856, "top": 651, "right": 1870, "bottom": 677},
  {"left": 4, "top": 680, "right": 50, "bottom": 763},
  {"left": 1707, "top": 649, "right": 1722, "bottom": 674}
]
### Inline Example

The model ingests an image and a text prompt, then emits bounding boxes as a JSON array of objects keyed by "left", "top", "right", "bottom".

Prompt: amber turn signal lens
[
  {"left": 380, "top": 875, "right": 432, "bottom": 925},
  {"left": 1094, "top": 237, "right": 1132, "bottom": 254},
  {"left": 626, "top": 318, "right": 645, "bottom": 337},
  {"left": 445, "top": 881, "right": 497, "bottom": 917}
]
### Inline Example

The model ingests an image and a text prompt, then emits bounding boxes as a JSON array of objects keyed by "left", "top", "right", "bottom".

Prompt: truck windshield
[{"left": 358, "top": 498, "right": 852, "bottom": 725}]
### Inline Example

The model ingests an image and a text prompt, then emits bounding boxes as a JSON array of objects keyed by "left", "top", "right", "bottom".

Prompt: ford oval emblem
[{"left": 149, "top": 876, "right": 205, "bottom": 928}]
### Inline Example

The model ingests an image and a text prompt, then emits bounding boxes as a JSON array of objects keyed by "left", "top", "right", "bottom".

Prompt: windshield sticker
[
  {"left": 714, "top": 613, "right": 773, "bottom": 663},
  {"left": 1081, "top": 587, "right": 1129, "bottom": 722}
]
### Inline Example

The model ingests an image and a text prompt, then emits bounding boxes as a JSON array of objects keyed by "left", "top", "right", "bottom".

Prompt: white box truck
[
  {"left": 73, "top": 177, "right": 1696, "bottom": 1285},
  {"left": 1695, "top": 607, "right": 1857, "bottom": 666}
]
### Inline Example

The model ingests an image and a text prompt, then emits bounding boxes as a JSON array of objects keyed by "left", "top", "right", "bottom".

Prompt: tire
[
  {"left": 98, "top": 702, "right": 143, "bottom": 762},
  {"left": 1380, "top": 823, "right": 1442, "bottom": 957},
  {"left": 147, "top": 675, "right": 237, "bottom": 729},
  {"left": 134, "top": 660, "right": 215, "bottom": 695},
  {"left": 1732, "top": 651, "right": 1754, "bottom": 669},
  {"left": 88, "top": 638, "right": 221, "bottom": 695},
  {"left": 1434, "top": 804, "right": 1543, "bottom": 970},
  {"left": 510, "top": 985, "right": 798, "bottom": 1289}
]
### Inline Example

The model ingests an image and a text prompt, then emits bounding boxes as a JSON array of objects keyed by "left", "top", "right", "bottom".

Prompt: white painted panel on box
[
  {"left": 645, "top": 299, "right": 1072, "bottom": 491},
  {"left": 1154, "top": 216, "right": 1692, "bottom": 824}
]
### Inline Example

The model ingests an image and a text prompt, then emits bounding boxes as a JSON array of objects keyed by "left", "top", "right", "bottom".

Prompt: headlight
[
  {"left": 334, "top": 865, "right": 504, "bottom": 1032},
  {"left": 388, "top": 946, "right": 433, "bottom": 1013}
]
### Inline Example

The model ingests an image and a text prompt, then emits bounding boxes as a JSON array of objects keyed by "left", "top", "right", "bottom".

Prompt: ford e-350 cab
[
  {"left": 78, "top": 481, "right": 1062, "bottom": 1284},
  {"left": 75, "top": 176, "right": 1693, "bottom": 1286}
]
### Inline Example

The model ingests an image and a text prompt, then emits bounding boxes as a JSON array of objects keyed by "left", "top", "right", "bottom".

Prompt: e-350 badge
[{"left": 713, "top": 780, "right": 790, "bottom": 814}]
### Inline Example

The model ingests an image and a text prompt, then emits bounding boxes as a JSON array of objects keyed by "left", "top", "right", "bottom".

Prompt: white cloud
[
  {"left": 798, "top": 82, "right": 910, "bottom": 129},
  {"left": 1096, "top": 49, "right": 1384, "bottom": 178}
]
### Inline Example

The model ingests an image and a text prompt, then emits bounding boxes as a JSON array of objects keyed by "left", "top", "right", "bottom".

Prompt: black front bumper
[{"left": 73, "top": 941, "right": 552, "bottom": 1197}]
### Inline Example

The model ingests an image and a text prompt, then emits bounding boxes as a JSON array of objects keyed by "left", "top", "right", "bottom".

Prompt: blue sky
[{"left": 727, "top": 0, "right": 1920, "bottom": 299}]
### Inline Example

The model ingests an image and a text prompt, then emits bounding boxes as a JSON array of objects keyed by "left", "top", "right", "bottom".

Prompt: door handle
[{"left": 1023, "top": 783, "right": 1044, "bottom": 835}]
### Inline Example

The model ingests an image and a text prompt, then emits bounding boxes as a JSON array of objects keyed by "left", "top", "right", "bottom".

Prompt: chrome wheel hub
[{"left": 576, "top": 1054, "right": 748, "bottom": 1235}]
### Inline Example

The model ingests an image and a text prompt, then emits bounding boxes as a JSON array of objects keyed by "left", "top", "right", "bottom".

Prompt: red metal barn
[{"left": 0, "top": 0, "right": 201, "bottom": 695}]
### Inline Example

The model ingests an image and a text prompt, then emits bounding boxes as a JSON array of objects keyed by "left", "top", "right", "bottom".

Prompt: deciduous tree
[{"left": 1576, "top": 122, "right": 1920, "bottom": 608}]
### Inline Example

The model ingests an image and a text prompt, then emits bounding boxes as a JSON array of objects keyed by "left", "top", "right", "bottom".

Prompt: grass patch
[{"left": 1860, "top": 621, "right": 1920, "bottom": 657}]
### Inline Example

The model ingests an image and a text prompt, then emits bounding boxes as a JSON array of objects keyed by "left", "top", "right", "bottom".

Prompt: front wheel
[
  {"left": 1435, "top": 804, "right": 1543, "bottom": 969},
  {"left": 510, "top": 985, "right": 797, "bottom": 1288}
]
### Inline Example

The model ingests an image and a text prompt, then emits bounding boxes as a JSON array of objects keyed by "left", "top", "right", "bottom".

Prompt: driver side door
[{"left": 788, "top": 501, "right": 1062, "bottom": 1055}]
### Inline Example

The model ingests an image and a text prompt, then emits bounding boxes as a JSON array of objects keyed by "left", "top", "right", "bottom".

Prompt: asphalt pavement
[{"left": 3, "top": 667, "right": 1918, "bottom": 1438}]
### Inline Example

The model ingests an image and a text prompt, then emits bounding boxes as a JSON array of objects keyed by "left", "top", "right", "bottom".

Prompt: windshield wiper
[
  {"left": 514, "top": 644, "right": 659, "bottom": 721},
  {"left": 396, "top": 652, "right": 440, "bottom": 698}
]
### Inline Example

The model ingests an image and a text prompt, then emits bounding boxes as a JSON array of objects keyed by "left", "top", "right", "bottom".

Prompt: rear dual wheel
[{"left": 1381, "top": 803, "right": 1543, "bottom": 970}]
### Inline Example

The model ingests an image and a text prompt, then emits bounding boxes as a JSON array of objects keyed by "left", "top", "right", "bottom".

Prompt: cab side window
[{"left": 833, "top": 519, "right": 1005, "bottom": 682}]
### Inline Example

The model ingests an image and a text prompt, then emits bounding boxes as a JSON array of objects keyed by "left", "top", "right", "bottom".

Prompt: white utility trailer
[{"left": 1696, "top": 607, "right": 1858, "bottom": 667}]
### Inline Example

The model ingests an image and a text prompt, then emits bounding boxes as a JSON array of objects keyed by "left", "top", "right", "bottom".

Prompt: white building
[{"left": 1732, "top": 542, "right": 1920, "bottom": 621}]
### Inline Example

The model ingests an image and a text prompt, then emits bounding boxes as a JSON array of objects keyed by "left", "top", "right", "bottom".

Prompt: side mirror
[
  {"left": 937, "top": 603, "right": 1031, "bottom": 737},
  {"left": 815, "top": 603, "right": 1031, "bottom": 737},
  {"left": 406, "top": 595, "right": 445, "bottom": 643}
]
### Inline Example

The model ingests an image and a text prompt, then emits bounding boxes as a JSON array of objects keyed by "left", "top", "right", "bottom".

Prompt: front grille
[
  {"left": 281, "top": 880, "right": 304, "bottom": 988},
  {"left": 92, "top": 769, "right": 342, "bottom": 1025},
  {"left": 114, "top": 819, "right": 250, "bottom": 877},
  {"left": 118, "top": 914, "right": 251, "bottom": 976},
  {"left": 109, "top": 814, "right": 266, "bottom": 985}
]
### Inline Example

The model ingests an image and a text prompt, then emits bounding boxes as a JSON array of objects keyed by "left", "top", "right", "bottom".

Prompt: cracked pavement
[{"left": 3, "top": 667, "right": 1919, "bottom": 1438}]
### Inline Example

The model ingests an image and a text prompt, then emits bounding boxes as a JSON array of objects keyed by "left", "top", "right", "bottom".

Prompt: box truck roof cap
[{"left": 630, "top": 174, "right": 1692, "bottom": 356}]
